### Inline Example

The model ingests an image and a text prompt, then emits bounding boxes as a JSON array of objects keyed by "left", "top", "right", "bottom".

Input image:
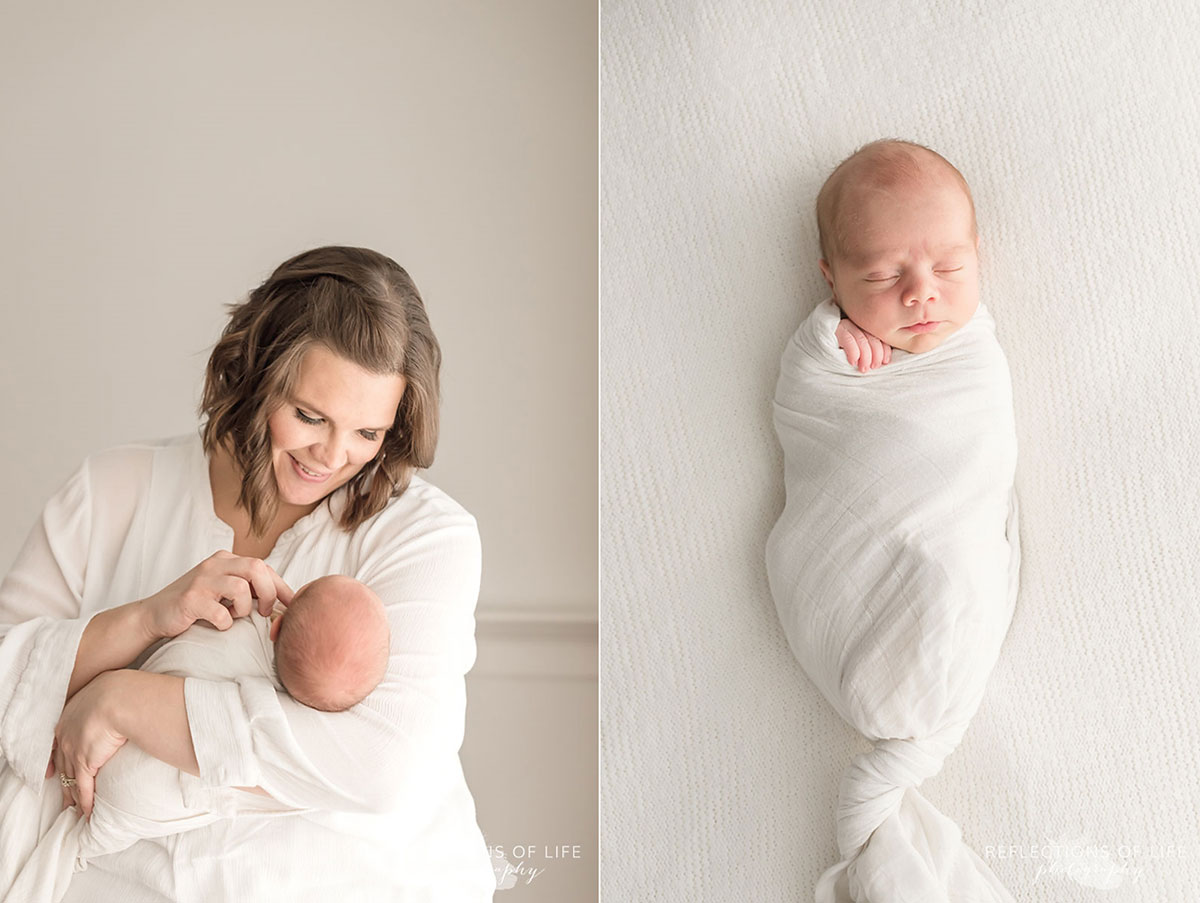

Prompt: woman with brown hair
[{"left": 0, "top": 246, "right": 495, "bottom": 900}]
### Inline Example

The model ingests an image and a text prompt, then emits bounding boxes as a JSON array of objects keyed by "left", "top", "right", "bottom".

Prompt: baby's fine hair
[
  {"left": 816, "top": 139, "right": 976, "bottom": 262},
  {"left": 274, "top": 576, "right": 391, "bottom": 713}
]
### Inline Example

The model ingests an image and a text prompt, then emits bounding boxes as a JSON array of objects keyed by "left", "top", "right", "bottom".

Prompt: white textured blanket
[
  {"left": 0, "top": 615, "right": 293, "bottom": 903},
  {"left": 603, "top": 1, "right": 1200, "bottom": 899},
  {"left": 766, "top": 299, "right": 1019, "bottom": 901}
]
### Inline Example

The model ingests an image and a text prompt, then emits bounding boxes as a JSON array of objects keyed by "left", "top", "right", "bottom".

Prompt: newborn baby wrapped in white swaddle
[
  {"left": 766, "top": 141, "right": 1020, "bottom": 902},
  {"left": 0, "top": 575, "right": 390, "bottom": 903}
]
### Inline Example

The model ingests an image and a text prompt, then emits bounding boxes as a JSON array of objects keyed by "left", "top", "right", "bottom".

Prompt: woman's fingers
[
  {"left": 74, "top": 767, "right": 96, "bottom": 818},
  {"left": 54, "top": 747, "right": 74, "bottom": 810},
  {"left": 222, "top": 557, "right": 294, "bottom": 615},
  {"left": 265, "top": 564, "right": 294, "bottom": 609},
  {"left": 150, "top": 551, "right": 297, "bottom": 635},
  {"left": 203, "top": 598, "right": 235, "bottom": 630},
  {"left": 217, "top": 574, "right": 254, "bottom": 622},
  {"left": 55, "top": 672, "right": 129, "bottom": 818}
]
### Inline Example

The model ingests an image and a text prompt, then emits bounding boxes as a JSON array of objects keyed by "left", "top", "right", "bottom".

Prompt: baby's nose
[{"left": 903, "top": 285, "right": 937, "bottom": 306}]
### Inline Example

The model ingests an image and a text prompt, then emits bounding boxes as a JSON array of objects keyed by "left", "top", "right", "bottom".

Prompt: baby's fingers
[
  {"left": 865, "top": 335, "right": 888, "bottom": 371},
  {"left": 836, "top": 327, "right": 862, "bottom": 367},
  {"left": 855, "top": 334, "right": 876, "bottom": 372}
]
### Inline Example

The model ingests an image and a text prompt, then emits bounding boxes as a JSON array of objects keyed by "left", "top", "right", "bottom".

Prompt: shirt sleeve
[
  {"left": 0, "top": 461, "right": 94, "bottom": 787},
  {"left": 183, "top": 500, "right": 481, "bottom": 814}
]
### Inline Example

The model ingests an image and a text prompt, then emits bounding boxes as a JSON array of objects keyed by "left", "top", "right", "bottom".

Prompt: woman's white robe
[{"left": 0, "top": 434, "right": 495, "bottom": 902}]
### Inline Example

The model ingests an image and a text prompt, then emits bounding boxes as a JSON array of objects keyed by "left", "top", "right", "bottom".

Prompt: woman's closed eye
[{"left": 294, "top": 408, "right": 381, "bottom": 441}]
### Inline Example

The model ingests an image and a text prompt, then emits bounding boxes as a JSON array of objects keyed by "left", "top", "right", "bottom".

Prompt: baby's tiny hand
[{"left": 835, "top": 317, "right": 892, "bottom": 373}]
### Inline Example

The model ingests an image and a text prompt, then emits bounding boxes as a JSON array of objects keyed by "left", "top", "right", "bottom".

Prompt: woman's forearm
[
  {"left": 108, "top": 670, "right": 199, "bottom": 776},
  {"left": 67, "top": 601, "right": 158, "bottom": 698}
]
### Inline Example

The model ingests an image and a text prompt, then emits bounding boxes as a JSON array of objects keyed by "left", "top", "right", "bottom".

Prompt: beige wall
[{"left": 0, "top": 2, "right": 596, "bottom": 899}]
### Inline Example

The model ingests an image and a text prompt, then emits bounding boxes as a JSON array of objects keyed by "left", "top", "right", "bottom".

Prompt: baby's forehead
[
  {"left": 841, "top": 161, "right": 958, "bottom": 208},
  {"left": 840, "top": 237, "right": 974, "bottom": 266}
]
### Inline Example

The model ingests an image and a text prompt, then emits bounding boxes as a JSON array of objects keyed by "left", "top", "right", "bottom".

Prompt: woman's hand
[
  {"left": 52, "top": 670, "right": 127, "bottom": 817},
  {"left": 138, "top": 550, "right": 294, "bottom": 640},
  {"left": 49, "top": 670, "right": 199, "bottom": 816}
]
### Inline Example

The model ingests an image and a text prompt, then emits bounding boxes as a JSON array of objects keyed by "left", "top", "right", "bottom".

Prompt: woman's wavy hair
[{"left": 199, "top": 246, "right": 440, "bottom": 536}]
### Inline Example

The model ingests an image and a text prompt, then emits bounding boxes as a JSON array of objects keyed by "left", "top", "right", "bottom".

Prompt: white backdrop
[{"left": 601, "top": 1, "right": 1200, "bottom": 899}]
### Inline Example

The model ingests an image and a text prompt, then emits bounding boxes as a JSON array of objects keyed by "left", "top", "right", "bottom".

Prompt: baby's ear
[
  {"left": 269, "top": 614, "right": 283, "bottom": 643},
  {"left": 818, "top": 258, "right": 836, "bottom": 292}
]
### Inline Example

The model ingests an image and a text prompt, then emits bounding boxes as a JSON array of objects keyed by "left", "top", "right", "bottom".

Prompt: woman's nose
[{"left": 313, "top": 434, "right": 349, "bottom": 470}]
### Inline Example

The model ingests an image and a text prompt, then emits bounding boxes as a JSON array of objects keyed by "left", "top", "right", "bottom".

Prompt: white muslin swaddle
[
  {"left": 0, "top": 613, "right": 298, "bottom": 903},
  {"left": 766, "top": 299, "right": 1020, "bottom": 903}
]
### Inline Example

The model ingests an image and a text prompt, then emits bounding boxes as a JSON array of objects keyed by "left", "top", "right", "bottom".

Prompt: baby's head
[
  {"left": 268, "top": 575, "right": 390, "bottom": 713},
  {"left": 816, "top": 139, "right": 980, "bottom": 354}
]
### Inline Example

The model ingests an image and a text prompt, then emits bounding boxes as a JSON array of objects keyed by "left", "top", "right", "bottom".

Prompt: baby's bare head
[
  {"left": 815, "top": 140, "right": 981, "bottom": 355},
  {"left": 816, "top": 139, "right": 976, "bottom": 265},
  {"left": 271, "top": 575, "right": 390, "bottom": 713}
]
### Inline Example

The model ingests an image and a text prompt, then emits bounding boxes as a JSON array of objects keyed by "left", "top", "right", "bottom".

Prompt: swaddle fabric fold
[{"left": 766, "top": 299, "right": 1020, "bottom": 903}]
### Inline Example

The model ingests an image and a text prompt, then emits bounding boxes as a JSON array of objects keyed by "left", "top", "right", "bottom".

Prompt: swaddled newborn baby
[
  {"left": 766, "top": 140, "right": 1020, "bottom": 903},
  {"left": 0, "top": 574, "right": 390, "bottom": 903}
]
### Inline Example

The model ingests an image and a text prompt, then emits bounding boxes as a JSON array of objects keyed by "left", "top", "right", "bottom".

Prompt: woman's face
[{"left": 266, "top": 345, "right": 406, "bottom": 512}]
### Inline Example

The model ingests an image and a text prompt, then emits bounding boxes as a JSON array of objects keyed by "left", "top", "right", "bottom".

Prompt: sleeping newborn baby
[
  {"left": 0, "top": 574, "right": 390, "bottom": 903},
  {"left": 817, "top": 138, "right": 981, "bottom": 370},
  {"left": 766, "top": 140, "right": 1020, "bottom": 903}
]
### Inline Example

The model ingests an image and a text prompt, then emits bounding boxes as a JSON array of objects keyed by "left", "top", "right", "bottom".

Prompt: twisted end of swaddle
[{"left": 815, "top": 726, "right": 1015, "bottom": 903}]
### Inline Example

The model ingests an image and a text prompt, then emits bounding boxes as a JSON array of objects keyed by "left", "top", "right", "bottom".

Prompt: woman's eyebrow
[{"left": 294, "top": 399, "right": 393, "bottom": 432}]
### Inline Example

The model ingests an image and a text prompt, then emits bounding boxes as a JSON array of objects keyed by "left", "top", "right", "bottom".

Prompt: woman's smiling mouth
[{"left": 289, "top": 454, "right": 331, "bottom": 482}]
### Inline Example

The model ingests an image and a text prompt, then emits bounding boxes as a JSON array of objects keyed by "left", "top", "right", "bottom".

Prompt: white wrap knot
[
  {"left": 815, "top": 722, "right": 1015, "bottom": 903},
  {"left": 835, "top": 725, "right": 965, "bottom": 859}
]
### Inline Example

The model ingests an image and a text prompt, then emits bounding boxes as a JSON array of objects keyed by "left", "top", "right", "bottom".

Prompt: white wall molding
[{"left": 472, "top": 605, "right": 597, "bottom": 680}]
